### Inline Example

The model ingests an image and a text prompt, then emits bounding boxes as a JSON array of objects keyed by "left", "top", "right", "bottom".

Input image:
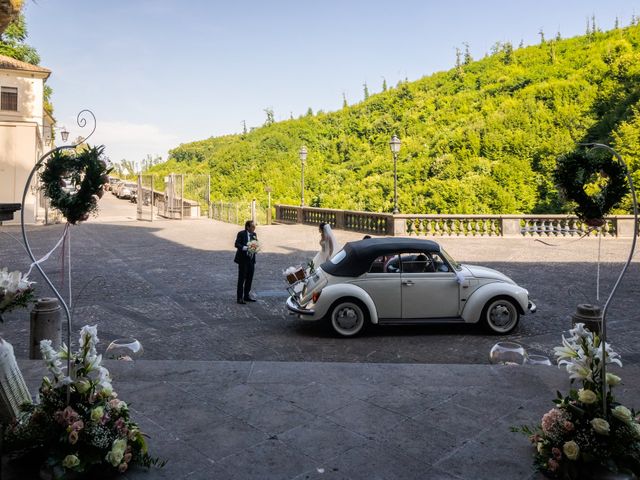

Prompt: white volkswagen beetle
[{"left": 286, "top": 237, "right": 535, "bottom": 337}]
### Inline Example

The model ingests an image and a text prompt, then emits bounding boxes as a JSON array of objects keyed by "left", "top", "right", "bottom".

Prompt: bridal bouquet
[
  {"left": 0, "top": 267, "right": 35, "bottom": 321},
  {"left": 513, "top": 323, "right": 640, "bottom": 479},
  {"left": 247, "top": 239, "right": 260, "bottom": 256},
  {"left": 3, "top": 325, "right": 164, "bottom": 479}
]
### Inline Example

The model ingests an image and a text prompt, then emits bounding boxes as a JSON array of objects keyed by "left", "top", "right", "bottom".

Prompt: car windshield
[
  {"left": 440, "top": 248, "right": 462, "bottom": 271},
  {"left": 330, "top": 250, "right": 346, "bottom": 264}
]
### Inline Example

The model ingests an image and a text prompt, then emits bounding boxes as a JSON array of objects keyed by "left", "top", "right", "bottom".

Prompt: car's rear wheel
[
  {"left": 482, "top": 297, "right": 520, "bottom": 334},
  {"left": 329, "top": 299, "right": 367, "bottom": 337}
]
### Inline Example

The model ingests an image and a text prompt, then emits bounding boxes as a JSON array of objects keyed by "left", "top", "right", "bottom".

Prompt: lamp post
[
  {"left": 299, "top": 146, "right": 307, "bottom": 207},
  {"left": 60, "top": 127, "right": 69, "bottom": 143},
  {"left": 390, "top": 135, "right": 401, "bottom": 214}
]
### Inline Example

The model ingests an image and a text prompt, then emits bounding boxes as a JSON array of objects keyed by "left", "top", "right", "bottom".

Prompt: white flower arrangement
[
  {"left": 514, "top": 323, "right": 640, "bottom": 478},
  {"left": 3, "top": 325, "right": 164, "bottom": 478},
  {"left": 247, "top": 239, "right": 260, "bottom": 256},
  {"left": 0, "top": 267, "right": 35, "bottom": 320}
]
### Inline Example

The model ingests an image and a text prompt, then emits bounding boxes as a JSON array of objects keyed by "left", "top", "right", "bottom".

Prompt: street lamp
[
  {"left": 60, "top": 127, "right": 69, "bottom": 143},
  {"left": 299, "top": 145, "right": 307, "bottom": 207},
  {"left": 390, "top": 134, "right": 401, "bottom": 214}
]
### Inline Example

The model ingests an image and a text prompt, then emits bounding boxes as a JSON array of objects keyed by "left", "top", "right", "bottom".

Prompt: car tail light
[{"left": 312, "top": 291, "right": 321, "bottom": 303}]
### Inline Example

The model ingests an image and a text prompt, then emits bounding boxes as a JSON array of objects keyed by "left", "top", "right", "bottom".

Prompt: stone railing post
[
  {"left": 391, "top": 215, "right": 406, "bottom": 236},
  {"left": 615, "top": 216, "right": 636, "bottom": 237},
  {"left": 275, "top": 205, "right": 281, "bottom": 222},
  {"left": 335, "top": 210, "right": 345, "bottom": 230},
  {"left": 501, "top": 216, "right": 521, "bottom": 237},
  {"left": 297, "top": 207, "right": 304, "bottom": 224}
]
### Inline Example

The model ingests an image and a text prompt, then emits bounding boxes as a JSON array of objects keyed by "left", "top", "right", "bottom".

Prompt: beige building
[{"left": 0, "top": 53, "right": 52, "bottom": 224}]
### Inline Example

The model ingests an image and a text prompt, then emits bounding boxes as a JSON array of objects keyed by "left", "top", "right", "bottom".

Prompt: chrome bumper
[
  {"left": 528, "top": 301, "right": 537, "bottom": 314},
  {"left": 286, "top": 296, "right": 315, "bottom": 316}
]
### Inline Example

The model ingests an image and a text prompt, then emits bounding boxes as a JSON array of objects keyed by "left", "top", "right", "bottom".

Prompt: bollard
[
  {"left": 571, "top": 303, "right": 602, "bottom": 335},
  {"left": 29, "top": 297, "right": 62, "bottom": 359}
]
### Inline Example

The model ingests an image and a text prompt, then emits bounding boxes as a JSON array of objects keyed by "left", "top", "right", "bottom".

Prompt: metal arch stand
[
  {"left": 19, "top": 110, "right": 97, "bottom": 403},
  {"left": 583, "top": 143, "right": 638, "bottom": 414}
]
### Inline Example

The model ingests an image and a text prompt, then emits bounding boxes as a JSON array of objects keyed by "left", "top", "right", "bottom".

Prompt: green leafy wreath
[
  {"left": 555, "top": 149, "right": 628, "bottom": 225},
  {"left": 40, "top": 145, "right": 111, "bottom": 224}
]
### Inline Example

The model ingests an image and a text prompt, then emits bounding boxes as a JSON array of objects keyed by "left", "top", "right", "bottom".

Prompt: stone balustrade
[{"left": 274, "top": 205, "right": 638, "bottom": 237}]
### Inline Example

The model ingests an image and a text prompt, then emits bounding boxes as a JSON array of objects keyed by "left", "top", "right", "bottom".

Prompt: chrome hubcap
[
  {"left": 490, "top": 304, "right": 513, "bottom": 327},
  {"left": 336, "top": 307, "right": 359, "bottom": 330}
]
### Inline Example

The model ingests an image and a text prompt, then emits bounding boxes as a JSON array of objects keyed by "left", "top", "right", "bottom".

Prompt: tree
[
  {"left": 363, "top": 82, "right": 369, "bottom": 101},
  {"left": 0, "top": 14, "right": 39, "bottom": 64},
  {"left": 342, "top": 93, "right": 348, "bottom": 108},
  {"left": 382, "top": 78, "right": 387, "bottom": 92},
  {"left": 463, "top": 42, "right": 473, "bottom": 64},
  {"left": 263, "top": 108, "right": 274, "bottom": 126},
  {"left": 242, "top": 120, "right": 247, "bottom": 135},
  {"left": 538, "top": 28, "right": 545, "bottom": 44},
  {"left": 0, "top": 0, "right": 21, "bottom": 34}
]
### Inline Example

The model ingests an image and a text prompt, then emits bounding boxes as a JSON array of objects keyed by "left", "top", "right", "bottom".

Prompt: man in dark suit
[{"left": 234, "top": 220, "right": 257, "bottom": 304}]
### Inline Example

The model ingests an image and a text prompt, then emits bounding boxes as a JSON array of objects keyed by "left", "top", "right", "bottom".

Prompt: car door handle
[{"left": 402, "top": 280, "right": 414, "bottom": 286}]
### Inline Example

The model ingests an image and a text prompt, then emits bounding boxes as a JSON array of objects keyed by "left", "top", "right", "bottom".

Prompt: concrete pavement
[{"left": 1, "top": 195, "right": 640, "bottom": 479}]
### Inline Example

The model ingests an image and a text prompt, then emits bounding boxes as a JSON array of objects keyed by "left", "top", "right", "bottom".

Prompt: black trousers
[{"left": 237, "top": 260, "right": 255, "bottom": 300}]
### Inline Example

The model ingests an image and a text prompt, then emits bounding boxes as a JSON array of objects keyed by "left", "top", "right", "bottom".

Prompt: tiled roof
[{"left": 0, "top": 54, "right": 50, "bottom": 76}]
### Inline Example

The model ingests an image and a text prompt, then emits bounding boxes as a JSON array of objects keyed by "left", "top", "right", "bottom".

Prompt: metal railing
[{"left": 274, "top": 205, "right": 638, "bottom": 237}]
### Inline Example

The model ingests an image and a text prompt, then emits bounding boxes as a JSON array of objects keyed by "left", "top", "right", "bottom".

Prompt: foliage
[
  {"left": 0, "top": 13, "right": 54, "bottom": 116},
  {"left": 40, "top": 146, "right": 112, "bottom": 225},
  {"left": 555, "top": 148, "right": 628, "bottom": 223},
  {"left": 513, "top": 324, "right": 640, "bottom": 479},
  {"left": 151, "top": 23, "right": 640, "bottom": 215},
  {"left": 3, "top": 326, "right": 165, "bottom": 479},
  {"left": 0, "top": 267, "right": 34, "bottom": 321},
  {"left": 0, "top": 13, "right": 38, "bottom": 63}
]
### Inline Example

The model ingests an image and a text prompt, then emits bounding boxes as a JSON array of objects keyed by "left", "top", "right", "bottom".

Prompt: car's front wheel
[
  {"left": 482, "top": 297, "right": 520, "bottom": 334},
  {"left": 329, "top": 299, "right": 368, "bottom": 337}
]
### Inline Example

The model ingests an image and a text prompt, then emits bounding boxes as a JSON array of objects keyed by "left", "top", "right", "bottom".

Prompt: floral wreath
[
  {"left": 40, "top": 145, "right": 111, "bottom": 225},
  {"left": 555, "top": 149, "right": 628, "bottom": 225}
]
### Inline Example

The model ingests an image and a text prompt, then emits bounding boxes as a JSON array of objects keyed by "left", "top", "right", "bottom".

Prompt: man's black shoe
[
  {"left": 237, "top": 299, "right": 246, "bottom": 304},
  {"left": 244, "top": 297, "right": 257, "bottom": 302}
]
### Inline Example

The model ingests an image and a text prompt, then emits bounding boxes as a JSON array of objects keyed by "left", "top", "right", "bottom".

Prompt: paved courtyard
[
  {"left": 2, "top": 195, "right": 640, "bottom": 479},
  {"left": 1, "top": 194, "right": 639, "bottom": 365}
]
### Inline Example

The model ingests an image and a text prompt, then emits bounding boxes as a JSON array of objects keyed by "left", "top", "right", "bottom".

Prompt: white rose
[
  {"left": 612, "top": 405, "right": 633, "bottom": 423},
  {"left": 537, "top": 442, "right": 545, "bottom": 454},
  {"left": 62, "top": 454, "right": 80, "bottom": 469},
  {"left": 633, "top": 423, "right": 640, "bottom": 439},
  {"left": 578, "top": 388, "right": 597, "bottom": 404},
  {"left": 606, "top": 373, "right": 621, "bottom": 386},
  {"left": 563, "top": 440, "right": 579, "bottom": 460},
  {"left": 591, "top": 417, "right": 610, "bottom": 435}
]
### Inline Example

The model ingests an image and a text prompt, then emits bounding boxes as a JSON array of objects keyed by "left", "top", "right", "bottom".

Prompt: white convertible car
[{"left": 286, "top": 237, "right": 536, "bottom": 337}]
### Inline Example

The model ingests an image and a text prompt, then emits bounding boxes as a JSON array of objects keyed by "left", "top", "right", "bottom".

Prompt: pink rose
[
  {"left": 71, "top": 420, "right": 84, "bottom": 432},
  {"left": 564, "top": 421, "right": 574, "bottom": 432},
  {"left": 123, "top": 452, "right": 132, "bottom": 463},
  {"left": 552, "top": 447, "right": 562, "bottom": 460},
  {"left": 62, "top": 406, "right": 78, "bottom": 424},
  {"left": 68, "top": 430, "right": 79, "bottom": 445},
  {"left": 548, "top": 459, "right": 559, "bottom": 472},
  {"left": 118, "top": 463, "right": 128, "bottom": 473},
  {"left": 54, "top": 410, "right": 65, "bottom": 425}
]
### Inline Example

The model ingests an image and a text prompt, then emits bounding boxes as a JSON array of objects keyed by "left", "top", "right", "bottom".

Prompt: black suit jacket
[{"left": 234, "top": 230, "right": 257, "bottom": 264}]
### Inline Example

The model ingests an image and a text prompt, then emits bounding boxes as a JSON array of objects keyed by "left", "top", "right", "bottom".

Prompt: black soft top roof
[{"left": 322, "top": 237, "right": 441, "bottom": 277}]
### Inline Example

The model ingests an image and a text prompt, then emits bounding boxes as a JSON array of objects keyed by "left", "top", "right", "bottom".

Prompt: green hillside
[{"left": 151, "top": 24, "right": 640, "bottom": 214}]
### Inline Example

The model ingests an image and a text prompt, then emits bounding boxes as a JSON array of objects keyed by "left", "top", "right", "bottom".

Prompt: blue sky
[{"left": 24, "top": 0, "right": 640, "bottom": 166}]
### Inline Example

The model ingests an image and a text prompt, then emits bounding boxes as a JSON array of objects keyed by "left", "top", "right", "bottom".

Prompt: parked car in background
[
  {"left": 107, "top": 177, "right": 122, "bottom": 192},
  {"left": 286, "top": 237, "right": 535, "bottom": 337},
  {"left": 117, "top": 182, "right": 136, "bottom": 200}
]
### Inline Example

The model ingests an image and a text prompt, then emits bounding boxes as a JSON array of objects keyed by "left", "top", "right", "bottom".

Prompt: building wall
[{"left": 0, "top": 69, "right": 46, "bottom": 224}]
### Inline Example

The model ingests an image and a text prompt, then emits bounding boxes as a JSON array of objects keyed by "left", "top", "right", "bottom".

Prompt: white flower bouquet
[
  {"left": 513, "top": 323, "right": 640, "bottom": 478},
  {"left": 2, "top": 325, "right": 165, "bottom": 478},
  {"left": 0, "top": 268, "right": 35, "bottom": 321},
  {"left": 247, "top": 239, "right": 260, "bottom": 256}
]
